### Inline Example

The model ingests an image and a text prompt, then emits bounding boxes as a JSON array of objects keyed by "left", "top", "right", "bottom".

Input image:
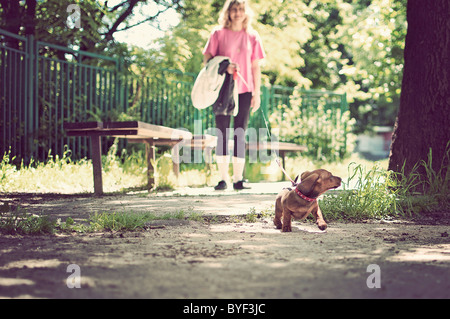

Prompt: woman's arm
[
  {"left": 203, "top": 53, "right": 213, "bottom": 65},
  {"left": 251, "top": 59, "right": 261, "bottom": 112}
]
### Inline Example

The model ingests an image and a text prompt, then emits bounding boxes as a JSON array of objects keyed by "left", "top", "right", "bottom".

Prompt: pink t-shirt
[{"left": 203, "top": 27, "right": 265, "bottom": 94}]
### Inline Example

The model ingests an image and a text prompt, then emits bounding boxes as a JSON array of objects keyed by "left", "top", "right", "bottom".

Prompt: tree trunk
[
  {"left": 24, "top": 0, "right": 37, "bottom": 36},
  {"left": 388, "top": 0, "right": 450, "bottom": 188},
  {"left": 0, "top": 0, "right": 21, "bottom": 49}
]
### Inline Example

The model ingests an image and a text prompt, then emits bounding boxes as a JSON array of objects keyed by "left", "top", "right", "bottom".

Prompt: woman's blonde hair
[{"left": 218, "top": 0, "right": 254, "bottom": 30}]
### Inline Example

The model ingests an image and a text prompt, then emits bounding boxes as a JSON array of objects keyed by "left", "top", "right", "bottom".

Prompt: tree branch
[
  {"left": 101, "top": 0, "right": 181, "bottom": 42},
  {"left": 108, "top": 0, "right": 130, "bottom": 13},
  {"left": 115, "top": 5, "right": 171, "bottom": 32},
  {"left": 103, "top": 0, "right": 142, "bottom": 42}
]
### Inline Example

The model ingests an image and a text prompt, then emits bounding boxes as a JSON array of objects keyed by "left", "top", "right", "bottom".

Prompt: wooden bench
[
  {"left": 179, "top": 136, "right": 307, "bottom": 180},
  {"left": 247, "top": 141, "right": 307, "bottom": 170},
  {"left": 64, "top": 121, "right": 192, "bottom": 195},
  {"left": 64, "top": 121, "right": 307, "bottom": 194}
]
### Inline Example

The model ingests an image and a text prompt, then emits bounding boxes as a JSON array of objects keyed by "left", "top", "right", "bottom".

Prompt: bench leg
[
  {"left": 205, "top": 146, "right": 213, "bottom": 171},
  {"left": 171, "top": 143, "right": 180, "bottom": 178},
  {"left": 91, "top": 135, "right": 103, "bottom": 195},
  {"left": 145, "top": 140, "right": 156, "bottom": 190},
  {"left": 280, "top": 151, "right": 286, "bottom": 181}
]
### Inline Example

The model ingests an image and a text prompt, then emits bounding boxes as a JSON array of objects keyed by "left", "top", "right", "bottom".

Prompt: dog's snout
[{"left": 332, "top": 176, "right": 342, "bottom": 188}]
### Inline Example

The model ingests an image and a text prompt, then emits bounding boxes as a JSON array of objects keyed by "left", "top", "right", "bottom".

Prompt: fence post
[
  {"left": 341, "top": 92, "right": 348, "bottom": 155},
  {"left": 25, "top": 34, "right": 35, "bottom": 161},
  {"left": 260, "top": 85, "right": 270, "bottom": 133},
  {"left": 117, "top": 57, "right": 125, "bottom": 113}
]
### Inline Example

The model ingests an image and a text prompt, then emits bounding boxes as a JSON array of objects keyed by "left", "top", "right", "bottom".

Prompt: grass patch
[
  {"left": 72, "top": 209, "right": 205, "bottom": 233},
  {"left": 0, "top": 206, "right": 207, "bottom": 235},
  {"left": 0, "top": 146, "right": 148, "bottom": 194},
  {"left": 320, "top": 163, "right": 400, "bottom": 221},
  {"left": 320, "top": 146, "right": 449, "bottom": 221},
  {"left": 0, "top": 206, "right": 55, "bottom": 235}
]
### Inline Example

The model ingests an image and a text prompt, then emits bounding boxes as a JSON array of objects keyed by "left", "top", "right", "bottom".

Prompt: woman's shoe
[
  {"left": 214, "top": 180, "right": 227, "bottom": 190},
  {"left": 233, "top": 180, "right": 251, "bottom": 190}
]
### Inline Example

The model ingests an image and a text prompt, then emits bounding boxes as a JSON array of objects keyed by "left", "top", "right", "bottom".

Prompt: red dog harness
[{"left": 295, "top": 188, "right": 317, "bottom": 202}]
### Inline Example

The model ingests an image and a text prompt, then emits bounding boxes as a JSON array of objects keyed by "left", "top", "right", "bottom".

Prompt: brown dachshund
[{"left": 274, "top": 169, "right": 341, "bottom": 232}]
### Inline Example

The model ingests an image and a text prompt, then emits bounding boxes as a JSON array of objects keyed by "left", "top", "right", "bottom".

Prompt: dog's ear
[
  {"left": 300, "top": 173, "right": 320, "bottom": 196},
  {"left": 294, "top": 175, "right": 299, "bottom": 184},
  {"left": 300, "top": 171, "right": 311, "bottom": 181}
]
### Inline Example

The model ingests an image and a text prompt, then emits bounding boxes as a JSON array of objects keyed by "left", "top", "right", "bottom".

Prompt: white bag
[{"left": 191, "top": 56, "right": 230, "bottom": 110}]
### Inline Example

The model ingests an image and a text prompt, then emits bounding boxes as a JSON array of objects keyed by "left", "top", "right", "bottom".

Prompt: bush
[{"left": 269, "top": 91, "right": 356, "bottom": 162}]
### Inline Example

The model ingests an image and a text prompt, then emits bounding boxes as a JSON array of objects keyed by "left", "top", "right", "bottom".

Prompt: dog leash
[
  {"left": 258, "top": 100, "right": 317, "bottom": 201},
  {"left": 258, "top": 98, "right": 298, "bottom": 187},
  {"left": 234, "top": 70, "right": 298, "bottom": 187},
  {"left": 234, "top": 70, "right": 249, "bottom": 88},
  {"left": 276, "top": 158, "right": 298, "bottom": 186}
]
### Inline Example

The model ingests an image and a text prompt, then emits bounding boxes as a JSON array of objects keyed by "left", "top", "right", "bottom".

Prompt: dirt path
[{"left": 1, "top": 190, "right": 449, "bottom": 299}]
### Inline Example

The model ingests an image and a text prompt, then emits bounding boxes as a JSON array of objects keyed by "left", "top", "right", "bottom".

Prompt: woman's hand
[
  {"left": 227, "top": 63, "right": 239, "bottom": 75},
  {"left": 251, "top": 93, "right": 261, "bottom": 112},
  {"left": 251, "top": 59, "right": 261, "bottom": 113}
]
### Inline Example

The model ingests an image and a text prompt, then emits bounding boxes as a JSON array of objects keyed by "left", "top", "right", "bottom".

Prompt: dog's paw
[
  {"left": 317, "top": 222, "right": 327, "bottom": 231},
  {"left": 273, "top": 218, "right": 282, "bottom": 229},
  {"left": 282, "top": 225, "right": 292, "bottom": 232}
]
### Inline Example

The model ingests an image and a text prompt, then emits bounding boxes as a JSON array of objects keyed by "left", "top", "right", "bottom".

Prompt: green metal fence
[
  {"left": 1, "top": 27, "right": 349, "bottom": 164},
  {"left": 1, "top": 29, "right": 30, "bottom": 161},
  {"left": 1, "top": 28, "right": 123, "bottom": 162}
]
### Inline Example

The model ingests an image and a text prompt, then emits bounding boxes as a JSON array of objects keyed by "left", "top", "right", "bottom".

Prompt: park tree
[
  {"left": 388, "top": 0, "right": 449, "bottom": 191},
  {"left": 0, "top": 0, "right": 181, "bottom": 55},
  {"left": 332, "top": 0, "right": 407, "bottom": 132},
  {"left": 297, "top": 0, "right": 407, "bottom": 133}
]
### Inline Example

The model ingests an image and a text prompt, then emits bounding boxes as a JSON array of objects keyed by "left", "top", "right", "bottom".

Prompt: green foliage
[
  {"left": 419, "top": 143, "right": 450, "bottom": 197},
  {"left": 390, "top": 142, "right": 450, "bottom": 207},
  {"left": 160, "top": 0, "right": 407, "bottom": 130},
  {"left": 0, "top": 207, "right": 55, "bottom": 235},
  {"left": 1, "top": 0, "right": 407, "bottom": 134},
  {"left": 0, "top": 206, "right": 205, "bottom": 235},
  {"left": 321, "top": 163, "right": 399, "bottom": 220},
  {"left": 331, "top": 0, "right": 407, "bottom": 132},
  {"left": 88, "top": 211, "right": 150, "bottom": 232},
  {"left": 321, "top": 145, "right": 450, "bottom": 221},
  {"left": 0, "top": 149, "right": 16, "bottom": 191},
  {"left": 269, "top": 90, "right": 356, "bottom": 162},
  {"left": 151, "top": 152, "right": 175, "bottom": 192},
  {"left": 252, "top": 0, "right": 313, "bottom": 87},
  {"left": 0, "top": 146, "right": 147, "bottom": 193},
  {"left": 35, "top": 0, "right": 103, "bottom": 50}
]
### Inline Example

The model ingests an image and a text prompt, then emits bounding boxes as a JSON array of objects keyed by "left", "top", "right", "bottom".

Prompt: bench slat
[
  {"left": 63, "top": 121, "right": 102, "bottom": 130},
  {"left": 66, "top": 129, "right": 139, "bottom": 137}
]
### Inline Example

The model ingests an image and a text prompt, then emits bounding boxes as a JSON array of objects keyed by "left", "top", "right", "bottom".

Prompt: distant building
[{"left": 356, "top": 126, "right": 393, "bottom": 160}]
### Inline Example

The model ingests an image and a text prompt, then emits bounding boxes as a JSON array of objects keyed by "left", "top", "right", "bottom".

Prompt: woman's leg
[
  {"left": 232, "top": 93, "right": 252, "bottom": 185},
  {"left": 214, "top": 115, "right": 231, "bottom": 188}
]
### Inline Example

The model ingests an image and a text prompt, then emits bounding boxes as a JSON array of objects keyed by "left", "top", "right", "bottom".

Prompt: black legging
[{"left": 215, "top": 92, "right": 252, "bottom": 159}]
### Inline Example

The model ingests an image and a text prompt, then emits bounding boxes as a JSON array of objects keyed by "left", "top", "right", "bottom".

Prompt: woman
[{"left": 203, "top": 0, "right": 265, "bottom": 190}]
